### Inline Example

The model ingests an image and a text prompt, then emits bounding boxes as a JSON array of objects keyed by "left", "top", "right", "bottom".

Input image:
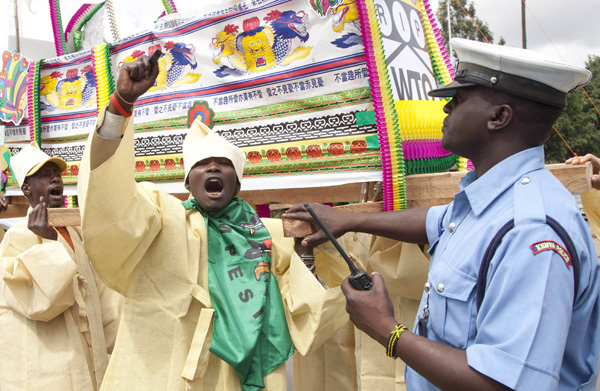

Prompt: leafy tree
[
  {"left": 436, "top": 0, "right": 503, "bottom": 47},
  {"left": 544, "top": 55, "right": 600, "bottom": 163}
]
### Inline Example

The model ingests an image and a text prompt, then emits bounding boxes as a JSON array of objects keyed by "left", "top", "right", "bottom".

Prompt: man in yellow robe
[
  {"left": 294, "top": 234, "right": 429, "bottom": 391},
  {"left": 77, "top": 55, "right": 347, "bottom": 390},
  {"left": 0, "top": 144, "right": 121, "bottom": 390}
]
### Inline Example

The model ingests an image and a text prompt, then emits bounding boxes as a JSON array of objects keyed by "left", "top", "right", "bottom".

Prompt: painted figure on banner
[
  {"left": 118, "top": 44, "right": 202, "bottom": 93},
  {"left": 211, "top": 11, "right": 312, "bottom": 78},
  {"left": 0, "top": 51, "right": 29, "bottom": 125},
  {"left": 40, "top": 66, "right": 96, "bottom": 112},
  {"left": 147, "top": 42, "right": 202, "bottom": 91},
  {"left": 309, "top": 0, "right": 361, "bottom": 48}
]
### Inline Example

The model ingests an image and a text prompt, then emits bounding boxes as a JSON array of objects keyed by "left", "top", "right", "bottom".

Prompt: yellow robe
[
  {"left": 294, "top": 234, "right": 429, "bottom": 391},
  {"left": 77, "top": 107, "right": 348, "bottom": 391},
  {"left": 0, "top": 217, "right": 121, "bottom": 390}
]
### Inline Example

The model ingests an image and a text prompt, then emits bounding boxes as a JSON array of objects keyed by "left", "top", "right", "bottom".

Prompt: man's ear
[
  {"left": 21, "top": 182, "right": 30, "bottom": 198},
  {"left": 488, "top": 104, "right": 513, "bottom": 131}
]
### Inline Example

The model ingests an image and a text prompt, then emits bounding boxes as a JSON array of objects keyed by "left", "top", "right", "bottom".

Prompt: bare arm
[
  {"left": 283, "top": 203, "right": 430, "bottom": 247},
  {"left": 342, "top": 273, "right": 512, "bottom": 391},
  {"left": 566, "top": 153, "right": 600, "bottom": 190}
]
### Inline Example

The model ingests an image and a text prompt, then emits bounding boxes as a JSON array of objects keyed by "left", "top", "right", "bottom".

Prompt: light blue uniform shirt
[{"left": 406, "top": 146, "right": 600, "bottom": 391}]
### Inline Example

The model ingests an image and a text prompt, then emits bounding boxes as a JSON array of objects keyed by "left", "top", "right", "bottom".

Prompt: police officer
[{"left": 285, "top": 38, "right": 600, "bottom": 391}]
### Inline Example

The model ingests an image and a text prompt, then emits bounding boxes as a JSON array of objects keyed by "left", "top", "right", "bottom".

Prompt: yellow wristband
[{"left": 386, "top": 323, "right": 407, "bottom": 359}]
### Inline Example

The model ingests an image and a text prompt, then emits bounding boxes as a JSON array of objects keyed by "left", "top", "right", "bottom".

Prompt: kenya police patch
[{"left": 530, "top": 240, "right": 572, "bottom": 268}]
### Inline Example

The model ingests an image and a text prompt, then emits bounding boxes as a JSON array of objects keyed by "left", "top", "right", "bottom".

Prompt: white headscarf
[{"left": 182, "top": 119, "right": 245, "bottom": 184}]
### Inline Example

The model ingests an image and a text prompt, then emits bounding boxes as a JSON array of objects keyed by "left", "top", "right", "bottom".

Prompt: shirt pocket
[{"left": 428, "top": 258, "right": 477, "bottom": 349}]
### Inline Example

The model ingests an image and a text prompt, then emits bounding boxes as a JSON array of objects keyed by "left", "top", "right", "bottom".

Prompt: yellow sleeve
[
  {"left": 77, "top": 103, "right": 162, "bottom": 295},
  {"left": 95, "top": 272, "right": 124, "bottom": 353},
  {"left": 265, "top": 218, "right": 348, "bottom": 355},
  {"left": 1, "top": 228, "right": 77, "bottom": 322}
]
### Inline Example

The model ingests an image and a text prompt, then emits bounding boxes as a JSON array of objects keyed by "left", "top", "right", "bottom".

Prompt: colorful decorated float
[{"left": 0, "top": 0, "right": 590, "bottom": 218}]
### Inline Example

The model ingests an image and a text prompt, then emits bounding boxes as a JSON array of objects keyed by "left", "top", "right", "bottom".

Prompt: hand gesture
[
  {"left": 284, "top": 203, "right": 351, "bottom": 248},
  {"left": 115, "top": 55, "right": 160, "bottom": 106},
  {"left": 566, "top": 154, "right": 600, "bottom": 190},
  {"left": 341, "top": 273, "right": 397, "bottom": 345},
  {"left": 27, "top": 197, "right": 57, "bottom": 240}
]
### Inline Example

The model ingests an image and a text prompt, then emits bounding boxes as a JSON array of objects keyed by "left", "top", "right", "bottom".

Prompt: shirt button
[
  {"left": 424, "top": 282, "right": 431, "bottom": 292},
  {"left": 448, "top": 222, "right": 456, "bottom": 232},
  {"left": 437, "top": 283, "right": 445, "bottom": 293},
  {"left": 521, "top": 176, "right": 530, "bottom": 184}
]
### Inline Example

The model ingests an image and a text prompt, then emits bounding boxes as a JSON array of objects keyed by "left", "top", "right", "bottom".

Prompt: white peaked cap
[
  {"left": 12, "top": 142, "right": 67, "bottom": 188},
  {"left": 183, "top": 118, "right": 246, "bottom": 184},
  {"left": 429, "top": 38, "right": 592, "bottom": 108}
]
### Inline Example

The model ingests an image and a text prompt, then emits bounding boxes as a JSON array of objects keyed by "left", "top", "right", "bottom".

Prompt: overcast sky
[
  {"left": 6, "top": 0, "right": 600, "bottom": 68},
  {"left": 431, "top": 0, "right": 600, "bottom": 68}
]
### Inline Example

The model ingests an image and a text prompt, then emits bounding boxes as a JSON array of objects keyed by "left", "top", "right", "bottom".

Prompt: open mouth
[
  {"left": 205, "top": 178, "right": 224, "bottom": 197},
  {"left": 49, "top": 187, "right": 63, "bottom": 198}
]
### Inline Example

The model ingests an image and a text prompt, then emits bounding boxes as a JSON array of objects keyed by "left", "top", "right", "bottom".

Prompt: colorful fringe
[
  {"left": 161, "top": 0, "right": 178, "bottom": 14},
  {"left": 26, "top": 60, "right": 42, "bottom": 147},
  {"left": 64, "top": 195, "right": 77, "bottom": 208},
  {"left": 420, "top": 0, "right": 454, "bottom": 83},
  {"left": 105, "top": 0, "right": 121, "bottom": 42},
  {"left": 397, "top": 100, "right": 455, "bottom": 175},
  {"left": 65, "top": 2, "right": 106, "bottom": 53},
  {"left": 357, "top": 0, "right": 406, "bottom": 211},
  {"left": 91, "top": 44, "right": 115, "bottom": 114},
  {"left": 420, "top": 0, "right": 472, "bottom": 171},
  {"left": 49, "top": 0, "right": 68, "bottom": 57}
]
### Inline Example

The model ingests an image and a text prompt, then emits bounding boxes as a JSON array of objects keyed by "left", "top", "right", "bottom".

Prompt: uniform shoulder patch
[{"left": 530, "top": 240, "right": 572, "bottom": 268}]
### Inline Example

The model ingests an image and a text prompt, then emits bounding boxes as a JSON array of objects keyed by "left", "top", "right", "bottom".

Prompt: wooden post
[
  {"left": 2, "top": 163, "right": 592, "bottom": 231},
  {"left": 14, "top": 0, "right": 21, "bottom": 53},
  {"left": 282, "top": 163, "right": 592, "bottom": 237}
]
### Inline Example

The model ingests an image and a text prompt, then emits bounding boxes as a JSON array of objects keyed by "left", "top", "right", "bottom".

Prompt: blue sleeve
[
  {"left": 466, "top": 223, "right": 575, "bottom": 390},
  {"left": 426, "top": 204, "right": 449, "bottom": 246}
]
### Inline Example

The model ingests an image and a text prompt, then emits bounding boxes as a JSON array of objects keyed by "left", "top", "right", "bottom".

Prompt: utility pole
[
  {"left": 521, "top": 0, "right": 527, "bottom": 49},
  {"left": 14, "top": 0, "right": 21, "bottom": 53}
]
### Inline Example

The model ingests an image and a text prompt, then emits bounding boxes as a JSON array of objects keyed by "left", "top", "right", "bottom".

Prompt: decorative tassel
[
  {"left": 26, "top": 60, "right": 42, "bottom": 147},
  {"left": 357, "top": 0, "right": 406, "bottom": 211},
  {"left": 49, "top": 0, "right": 68, "bottom": 57},
  {"left": 161, "top": 0, "right": 178, "bottom": 14},
  {"left": 105, "top": 0, "right": 121, "bottom": 42},
  {"left": 91, "top": 43, "right": 115, "bottom": 114}
]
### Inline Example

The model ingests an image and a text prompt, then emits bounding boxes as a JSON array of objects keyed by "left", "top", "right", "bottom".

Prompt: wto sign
[{"left": 374, "top": 0, "right": 438, "bottom": 101}]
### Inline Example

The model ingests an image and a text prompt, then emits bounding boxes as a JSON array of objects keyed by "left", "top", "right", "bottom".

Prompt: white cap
[
  {"left": 182, "top": 119, "right": 245, "bottom": 185},
  {"left": 11, "top": 142, "right": 67, "bottom": 187},
  {"left": 429, "top": 38, "right": 592, "bottom": 107}
]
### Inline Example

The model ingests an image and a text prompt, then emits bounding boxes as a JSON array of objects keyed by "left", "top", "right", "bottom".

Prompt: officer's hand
[
  {"left": 116, "top": 55, "right": 160, "bottom": 105},
  {"left": 566, "top": 154, "right": 600, "bottom": 190},
  {"left": 284, "top": 203, "right": 350, "bottom": 248},
  {"left": 27, "top": 197, "right": 57, "bottom": 240},
  {"left": 341, "top": 272, "right": 397, "bottom": 346}
]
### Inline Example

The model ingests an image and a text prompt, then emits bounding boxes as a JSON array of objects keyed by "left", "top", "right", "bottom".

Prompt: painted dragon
[
  {"left": 149, "top": 42, "right": 202, "bottom": 92},
  {"left": 309, "top": 0, "right": 362, "bottom": 48}
]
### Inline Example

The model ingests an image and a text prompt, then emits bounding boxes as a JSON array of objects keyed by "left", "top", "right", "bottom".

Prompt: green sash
[{"left": 183, "top": 197, "right": 294, "bottom": 391}]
